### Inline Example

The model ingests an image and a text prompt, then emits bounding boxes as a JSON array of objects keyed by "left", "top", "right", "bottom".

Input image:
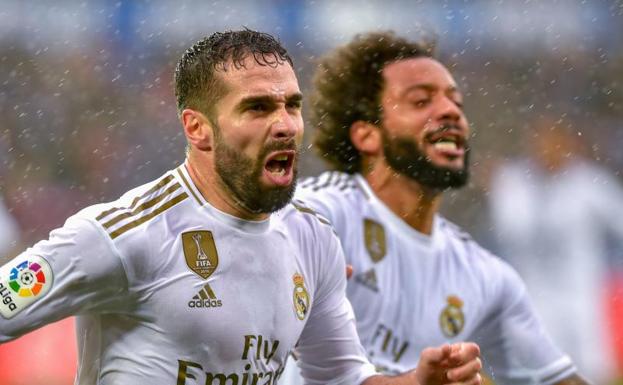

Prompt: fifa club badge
[
  {"left": 439, "top": 295, "right": 465, "bottom": 338},
  {"left": 182, "top": 231, "right": 219, "bottom": 279},
  {"left": 0, "top": 256, "right": 53, "bottom": 319},
  {"left": 364, "top": 218, "right": 386, "bottom": 263},
  {"left": 292, "top": 273, "right": 310, "bottom": 321}
]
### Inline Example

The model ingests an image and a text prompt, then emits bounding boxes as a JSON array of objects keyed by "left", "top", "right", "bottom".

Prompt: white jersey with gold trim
[
  {"left": 0, "top": 165, "right": 376, "bottom": 385},
  {"left": 286, "top": 171, "right": 576, "bottom": 385}
]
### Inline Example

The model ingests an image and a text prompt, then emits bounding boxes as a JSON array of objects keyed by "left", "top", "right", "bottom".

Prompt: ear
[
  {"left": 181, "top": 109, "right": 214, "bottom": 151},
  {"left": 350, "top": 120, "right": 382, "bottom": 156}
]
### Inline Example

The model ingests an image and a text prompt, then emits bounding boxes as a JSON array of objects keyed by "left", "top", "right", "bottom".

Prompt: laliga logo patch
[
  {"left": 0, "top": 256, "right": 53, "bottom": 319},
  {"left": 292, "top": 273, "right": 310, "bottom": 321},
  {"left": 9, "top": 260, "right": 47, "bottom": 297}
]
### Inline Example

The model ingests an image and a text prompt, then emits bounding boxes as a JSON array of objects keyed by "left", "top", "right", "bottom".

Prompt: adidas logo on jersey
[
  {"left": 354, "top": 268, "right": 379, "bottom": 292},
  {"left": 188, "top": 283, "right": 222, "bottom": 308}
]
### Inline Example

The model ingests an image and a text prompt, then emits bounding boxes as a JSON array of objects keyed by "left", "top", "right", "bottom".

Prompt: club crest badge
[
  {"left": 364, "top": 218, "right": 386, "bottom": 263},
  {"left": 182, "top": 231, "right": 219, "bottom": 279},
  {"left": 439, "top": 295, "right": 465, "bottom": 338},
  {"left": 292, "top": 273, "right": 310, "bottom": 321}
]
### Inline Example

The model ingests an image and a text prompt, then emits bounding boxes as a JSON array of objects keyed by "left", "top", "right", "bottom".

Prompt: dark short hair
[
  {"left": 312, "top": 31, "right": 434, "bottom": 173},
  {"left": 174, "top": 28, "right": 293, "bottom": 118}
]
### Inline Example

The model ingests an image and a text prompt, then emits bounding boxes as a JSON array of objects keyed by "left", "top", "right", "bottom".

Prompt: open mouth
[
  {"left": 426, "top": 130, "right": 466, "bottom": 157},
  {"left": 263, "top": 150, "right": 295, "bottom": 186}
]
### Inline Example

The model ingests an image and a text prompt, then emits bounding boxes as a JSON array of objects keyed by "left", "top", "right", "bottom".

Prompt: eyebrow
[
  {"left": 402, "top": 83, "right": 461, "bottom": 95},
  {"left": 238, "top": 92, "right": 303, "bottom": 107}
]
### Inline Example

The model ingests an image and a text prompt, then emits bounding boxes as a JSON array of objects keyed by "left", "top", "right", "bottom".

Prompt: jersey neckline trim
[
  {"left": 175, "top": 163, "right": 272, "bottom": 234},
  {"left": 354, "top": 173, "right": 440, "bottom": 247}
]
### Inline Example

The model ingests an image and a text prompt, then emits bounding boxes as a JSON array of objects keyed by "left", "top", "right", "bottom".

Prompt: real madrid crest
[
  {"left": 439, "top": 295, "right": 465, "bottom": 338},
  {"left": 364, "top": 218, "right": 386, "bottom": 263},
  {"left": 182, "top": 231, "right": 219, "bottom": 279},
  {"left": 292, "top": 273, "right": 310, "bottom": 321}
]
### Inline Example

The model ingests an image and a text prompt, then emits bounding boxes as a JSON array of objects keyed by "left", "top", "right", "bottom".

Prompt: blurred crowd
[{"left": 1, "top": 1, "right": 622, "bottom": 384}]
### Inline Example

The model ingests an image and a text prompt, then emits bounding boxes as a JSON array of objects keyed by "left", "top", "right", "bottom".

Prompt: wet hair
[
  {"left": 174, "top": 28, "right": 293, "bottom": 118},
  {"left": 312, "top": 31, "right": 434, "bottom": 173}
]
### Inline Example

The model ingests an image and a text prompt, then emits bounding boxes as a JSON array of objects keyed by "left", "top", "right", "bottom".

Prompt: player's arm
[
  {"left": 473, "top": 257, "right": 580, "bottom": 385},
  {"left": 363, "top": 343, "right": 482, "bottom": 385},
  {"left": 0, "top": 216, "right": 129, "bottom": 342}
]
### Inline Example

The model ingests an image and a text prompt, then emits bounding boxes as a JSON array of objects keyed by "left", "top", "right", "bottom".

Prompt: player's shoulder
[
  {"left": 297, "top": 171, "right": 360, "bottom": 200},
  {"left": 75, "top": 169, "right": 188, "bottom": 242},
  {"left": 295, "top": 171, "right": 365, "bottom": 220},
  {"left": 437, "top": 217, "right": 524, "bottom": 293},
  {"left": 437, "top": 217, "right": 511, "bottom": 270},
  {"left": 278, "top": 198, "right": 335, "bottom": 233}
]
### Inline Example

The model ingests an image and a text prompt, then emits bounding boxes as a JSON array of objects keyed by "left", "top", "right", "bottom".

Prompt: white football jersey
[
  {"left": 285, "top": 171, "right": 576, "bottom": 385},
  {"left": 0, "top": 164, "right": 376, "bottom": 385}
]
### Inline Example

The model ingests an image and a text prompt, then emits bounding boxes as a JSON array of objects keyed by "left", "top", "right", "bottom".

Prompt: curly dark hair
[
  {"left": 174, "top": 28, "right": 293, "bottom": 118},
  {"left": 312, "top": 31, "right": 435, "bottom": 173}
]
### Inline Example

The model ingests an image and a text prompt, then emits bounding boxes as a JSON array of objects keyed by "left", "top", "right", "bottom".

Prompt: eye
[
  {"left": 412, "top": 99, "right": 430, "bottom": 108},
  {"left": 286, "top": 100, "right": 302, "bottom": 110},
  {"left": 247, "top": 103, "right": 269, "bottom": 112}
]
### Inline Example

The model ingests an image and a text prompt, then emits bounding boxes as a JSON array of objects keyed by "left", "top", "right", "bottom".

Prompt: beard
[
  {"left": 214, "top": 135, "right": 298, "bottom": 215},
  {"left": 381, "top": 128, "right": 469, "bottom": 190}
]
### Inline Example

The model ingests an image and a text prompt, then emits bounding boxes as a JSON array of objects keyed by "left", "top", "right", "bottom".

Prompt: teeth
[
  {"left": 433, "top": 141, "right": 458, "bottom": 151},
  {"left": 274, "top": 155, "right": 288, "bottom": 161},
  {"left": 273, "top": 168, "right": 286, "bottom": 176}
]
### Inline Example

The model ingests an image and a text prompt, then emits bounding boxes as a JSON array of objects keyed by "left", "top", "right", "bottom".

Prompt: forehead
[
  {"left": 217, "top": 56, "right": 300, "bottom": 100},
  {"left": 382, "top": 57, "right": 457, "bottom": 92}
]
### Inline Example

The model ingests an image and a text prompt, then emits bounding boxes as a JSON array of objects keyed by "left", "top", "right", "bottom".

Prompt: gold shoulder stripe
[
  {"left": 109, "top": 192, "right": 188, "bottom": 239},
  {"left": 292, "top": 201, "right": 332, "bottom": 227},
  {"left": 96, "top": 174, "right": 175, "bottom": 221},
  {"left": 102, "top": 183, "right": 182, "bottom": 229},
  {"left": 292, "top": 201, "right": 316, "bottom": 216},
  {"left": 176, "top": 167, "right": 203, "bottom": 205}
]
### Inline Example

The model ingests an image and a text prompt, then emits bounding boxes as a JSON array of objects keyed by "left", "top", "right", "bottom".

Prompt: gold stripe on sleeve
[
  {"left": 102, "top": 183, "right": 182, "bottom": 229},
  {"left": 96, "top": 174, "right": 175, "bottom": 221},
  {"left": 109, "top": 192, "right": 188, "bottom": 239}
]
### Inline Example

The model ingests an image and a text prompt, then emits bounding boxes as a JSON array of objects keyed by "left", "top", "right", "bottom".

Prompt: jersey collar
[{"left": 174, "top": 162, "right": 271, "bottom": 234}]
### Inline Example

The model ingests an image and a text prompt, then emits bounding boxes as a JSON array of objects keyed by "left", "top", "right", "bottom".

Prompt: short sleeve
[
  {"left": 473, "top": 260, "right": 576, "bottom": 385},
  {"left": 0, "top": 216, "right": 129, "bottom": 342},
  {"left": 294, "top": 229, "right": 377, "bottom": 385}
]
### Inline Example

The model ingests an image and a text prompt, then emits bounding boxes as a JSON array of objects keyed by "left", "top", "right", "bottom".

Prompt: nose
[
  {"left": 435, "top": 96, "right": 462, "bottom": 123},
  {"left": 270, "top": 107, "right": 299, "bottom": 140}
]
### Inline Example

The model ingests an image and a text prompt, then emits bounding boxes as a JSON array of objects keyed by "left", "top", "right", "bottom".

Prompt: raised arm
[{"left": 0, "top": 216, "right": 128, "bottom": 342}]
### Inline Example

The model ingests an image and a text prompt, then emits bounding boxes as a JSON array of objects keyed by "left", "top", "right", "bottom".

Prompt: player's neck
[
  {"left": 363, "top": 166, "right": 442, "bottom": 235},
  {"left": 185, "top": 154, "right": 270, "bottom": 221}
]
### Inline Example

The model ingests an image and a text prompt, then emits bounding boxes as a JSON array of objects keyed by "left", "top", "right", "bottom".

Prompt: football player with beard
[
  {"left": 285, "top": 31, "right": 589, "bottom": 385},
  {"left": 0, "top": 29, "right": 483, "bottom": 385}
]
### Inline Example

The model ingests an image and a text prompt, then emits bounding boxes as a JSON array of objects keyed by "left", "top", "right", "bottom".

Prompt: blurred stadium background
[{"left": 0, "top": 1, "right": 622, "bottom": 384}]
